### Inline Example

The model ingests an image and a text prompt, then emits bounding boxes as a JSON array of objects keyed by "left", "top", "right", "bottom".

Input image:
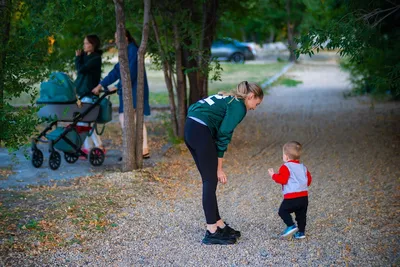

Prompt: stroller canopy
[{"left": 37, "top": 72, "right": 77, "bottom": 104}]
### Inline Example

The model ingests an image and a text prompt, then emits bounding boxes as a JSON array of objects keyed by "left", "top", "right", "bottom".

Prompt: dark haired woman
[
  {"left": 75, "top": 34, "right": 105, "bottom": 155},
  {"left": 92, "top": 30, "right": 150, "bottom": 159}
]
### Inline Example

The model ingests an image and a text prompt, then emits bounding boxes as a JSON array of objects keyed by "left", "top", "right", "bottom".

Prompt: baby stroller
[{"left": 31, "top": 72, "right": 116, "bottom": 170}]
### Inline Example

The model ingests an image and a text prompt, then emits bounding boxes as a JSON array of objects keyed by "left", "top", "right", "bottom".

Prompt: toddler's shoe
[
  {"left": 280, "top": 225, "right": 298, "bottom": 237},
  {"left": 293, "top": 232, "right": 306, "bottom": 239}
]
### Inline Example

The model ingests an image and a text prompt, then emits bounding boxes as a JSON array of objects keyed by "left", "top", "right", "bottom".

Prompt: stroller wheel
[
  {"left": 89, "top": 148, "right": 105, "bottom": 166},
  {"left": 32, "top": 149, "right": 44, "bottom": 168},
  {"left": 64, "top": 152, "right": 79, "bottom": 164},
  {"left": 49, "top": 151, "right": 61, "bottom": 170}
]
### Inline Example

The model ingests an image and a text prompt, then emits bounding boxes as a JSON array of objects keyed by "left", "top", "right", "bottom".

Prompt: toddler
[{"left": 268, "top": 141, "right": 312, "bottom": 239}]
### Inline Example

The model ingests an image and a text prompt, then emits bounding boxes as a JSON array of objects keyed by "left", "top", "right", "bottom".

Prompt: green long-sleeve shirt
[{"left": 187, "top": 94, "right": 247, "bottom": 158}]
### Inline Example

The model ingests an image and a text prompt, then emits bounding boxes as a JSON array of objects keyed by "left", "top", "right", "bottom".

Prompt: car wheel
[{"left": 230, "top": 52, "right": 245, "bottom": 64}]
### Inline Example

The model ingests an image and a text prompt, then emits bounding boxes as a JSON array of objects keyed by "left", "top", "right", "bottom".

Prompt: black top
[{"left": 74, "top": 52, "right": 102, "bottom": 98}]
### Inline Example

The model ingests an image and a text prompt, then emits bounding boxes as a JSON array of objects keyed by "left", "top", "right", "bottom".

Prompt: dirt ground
[{"left": 1, "top": 57, "right": 399, "bottom": 266}]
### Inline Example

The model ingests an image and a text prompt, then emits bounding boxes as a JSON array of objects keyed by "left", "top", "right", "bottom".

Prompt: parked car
[{"left": 211, "top": 38, "right": 256, "bottom": 63}]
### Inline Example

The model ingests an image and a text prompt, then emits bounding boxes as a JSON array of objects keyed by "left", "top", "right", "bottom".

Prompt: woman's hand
[
  {"left": 75, "top": 49, "right": 82, "bottom": 56},
  {"left": 91, "top": 84, "right": 102, "bottom": 95},
  {"left": 217, "top": 169, "right": 227, "bottom": 184},
  {"left": 217, "top": 157, "right": 227, "bottom": 184}
]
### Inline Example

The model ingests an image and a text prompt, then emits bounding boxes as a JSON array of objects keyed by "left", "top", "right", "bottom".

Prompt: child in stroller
[{"left": 31, "top": 72, "right": 115, "bottom": 170}]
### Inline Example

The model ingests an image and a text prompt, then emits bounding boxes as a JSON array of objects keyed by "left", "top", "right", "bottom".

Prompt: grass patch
[
  {"left": 0, "top": 170, "right": 160, "bottom": 254},
  {"left": 275, "top": 76, "right": 303, "bottom": 87}
]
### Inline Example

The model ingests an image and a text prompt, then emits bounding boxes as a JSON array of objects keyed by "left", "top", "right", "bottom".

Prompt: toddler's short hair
[{"left": 283, "top": 141, "right": 302, "bottom": 160}]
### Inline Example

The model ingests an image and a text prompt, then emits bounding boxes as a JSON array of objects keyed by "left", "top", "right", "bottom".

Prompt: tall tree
[
  {"left": 135, "top": 0, "right": 151, "bottom": 168},
  {"left": 114, "top": 0, "right": 137, "bottom": 171},
  {"left": 182, "top": 0, "right": 201, "bottom": 105},
  {"left": 173, "top": 22, "right": 187, "bottom": 137},
  {"left": 197, "top": 0, "right": 218, "bottom": 98},
  {"left": 0, "top": 0, "right": 11, "bottom": 125},
  {"left": 286, "top": 0, "right": 296, "bottom": 61},
  {"left": 148, "top": 0, "right": 220, "bottom": 138},
  {"left": 150, "top": 12, "right": 178, "bottom": 136}
]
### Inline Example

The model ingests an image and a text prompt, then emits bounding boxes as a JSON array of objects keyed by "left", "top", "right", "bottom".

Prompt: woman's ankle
[
  {"left": 216, "top": 219, "right": 225, "bottom": 229},
  {"left": 207, "top": 224, "right": 217, "bottom": 233}
]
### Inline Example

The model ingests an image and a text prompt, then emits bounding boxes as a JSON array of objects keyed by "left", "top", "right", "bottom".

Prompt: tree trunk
[
  {"left": 114, "top": 0, "right": 136, "bottom": 171},
  {"left": 267, "top": 28, "right": 274, "bottom": 43},
  {"left": 136, "top": 0, "right": 151, "bottom": 168},
  {"left": 286, "top": 0, "right": 297, "bottom": 62},
  {"left": 151, "top": 13, "right": 178, "bottom": 136},
  {"left": 173, "top": 23, "right": 187, "bottom": 138},
  {"left": 198, "top": 0, "right": 218, "bottom": 98},
  {"left": 184, "top": 47, "right": 200, "bottom": 106},
  {"left": 241, "top": 27, "right": 246, "bottom": 42},
  {"left": 0, "top": 0, "right": 11, "bottom": 141},
  {"left": 182, "top": 0, "right": 201, "bottom": 106}
]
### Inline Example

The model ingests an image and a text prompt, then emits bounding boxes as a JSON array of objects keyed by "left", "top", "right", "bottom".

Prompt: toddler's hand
[{"left": 268, "top": 168, "right": 275, "bottom": 177}]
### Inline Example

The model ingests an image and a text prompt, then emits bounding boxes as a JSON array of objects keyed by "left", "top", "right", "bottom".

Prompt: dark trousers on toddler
[{"left": 278, "top": 196, "right": 308, "bottom": 232}]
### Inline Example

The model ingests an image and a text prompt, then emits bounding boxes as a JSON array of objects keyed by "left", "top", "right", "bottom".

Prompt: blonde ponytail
[{"left": 218, "top": 81, "right": 264, "bottom": 100}]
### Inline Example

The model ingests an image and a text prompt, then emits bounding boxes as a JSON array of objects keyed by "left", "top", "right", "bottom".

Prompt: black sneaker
[
  {"left": 202, "top": 227, "right": 237, "bottom": 245},
  {"left": 221, "top": 223, "right": 241, "bottom": 238}
]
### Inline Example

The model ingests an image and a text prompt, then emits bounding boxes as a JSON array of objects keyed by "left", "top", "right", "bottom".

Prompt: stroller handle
[
  {"left": 79, "top": 89, "right": 116, "bottom": 100},
  {"left": 100, "top": 89, "right": 117, "bottom": 96}
]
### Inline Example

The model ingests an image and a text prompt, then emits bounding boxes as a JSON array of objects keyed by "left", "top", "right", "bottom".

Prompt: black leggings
[{"left": 184, "top": 118, "right": 221, "bottom": 224}]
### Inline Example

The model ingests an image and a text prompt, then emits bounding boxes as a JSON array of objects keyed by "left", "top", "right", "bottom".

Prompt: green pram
[{"left": 31, "top": 72, "right": 115, "bottom": 170}]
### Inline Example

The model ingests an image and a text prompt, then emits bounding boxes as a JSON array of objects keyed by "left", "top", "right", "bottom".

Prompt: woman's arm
[
  {"left": 76, "top": 54, "right": 101, "bottom": 74},
  {"left": 92, "top": 63, "right": 120, "bottom": 95},
  {"left": 215, "top": 100, "right": 246, "bottom": 157},
  {"left": 75, "top": 51, "right": 83, "bottom": 71}
]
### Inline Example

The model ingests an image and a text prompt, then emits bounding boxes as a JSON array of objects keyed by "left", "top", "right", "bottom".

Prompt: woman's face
[
  {"left": 245, "top": 93, "right": 263, "bottom": 111},
  {"left": 83, "top": 38, "right": 94, "bottom": 53}
]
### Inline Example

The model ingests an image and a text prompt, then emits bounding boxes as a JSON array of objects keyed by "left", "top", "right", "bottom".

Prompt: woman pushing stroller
[{"left": 75, "top": 34, "right": 106, "bottom": 157}]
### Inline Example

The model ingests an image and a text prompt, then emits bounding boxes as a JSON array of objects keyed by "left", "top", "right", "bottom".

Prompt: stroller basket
[{"left": 46, "top": 126, "right": 90, "bottom": 153}]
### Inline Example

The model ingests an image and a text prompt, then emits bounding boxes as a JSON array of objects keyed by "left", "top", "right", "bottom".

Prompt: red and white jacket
[{"left": 272, "top": 160, "right": 312, "bottom": 199}]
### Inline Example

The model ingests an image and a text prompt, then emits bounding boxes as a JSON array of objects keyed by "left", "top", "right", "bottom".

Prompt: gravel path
[{"left": 5, "top": 60, "right": 400, "bottom": 266}]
